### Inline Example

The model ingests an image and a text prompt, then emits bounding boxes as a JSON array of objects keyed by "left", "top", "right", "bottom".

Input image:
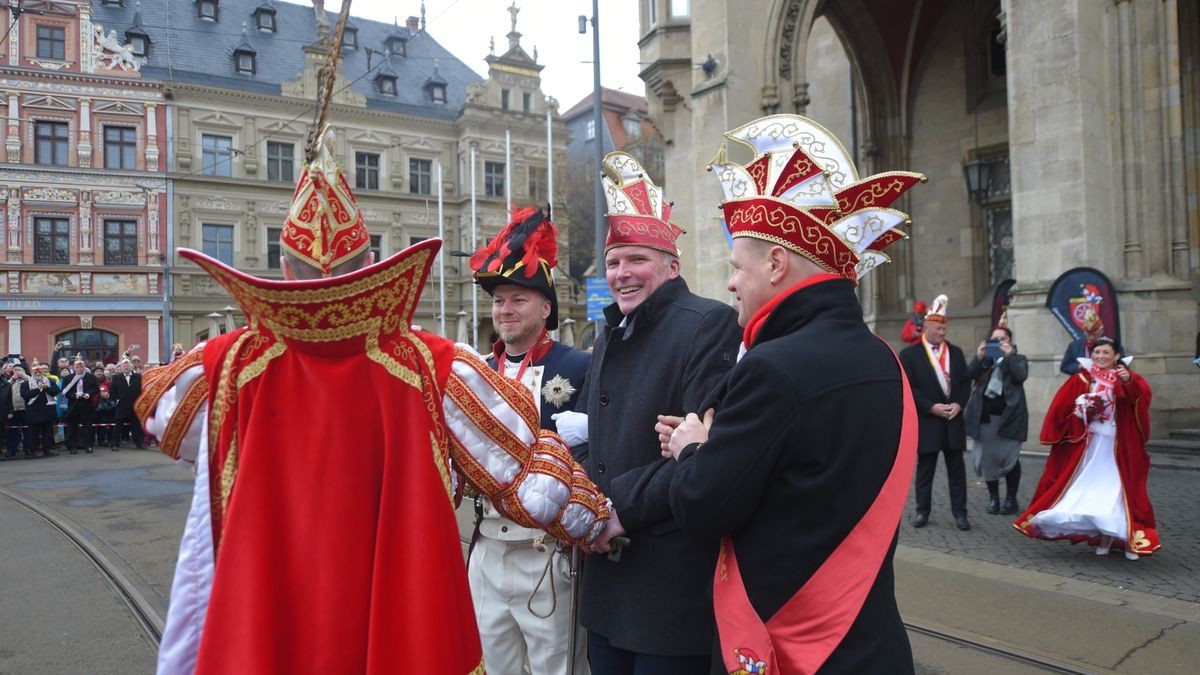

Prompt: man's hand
[
  {"left": 947, "top": 402, "right": 962, "bottom": 419},
  {"left": 655, "top": 414, "right": 685, "bottom": 456},
  {"left": 666, "top": 408, "right": 714, "bottom": 460},
  {"left": 550, "top": 411, "right": 589, "bottom": 447},
  {"left": 589, "top": 509, "right": 625, "bottom": 554}
]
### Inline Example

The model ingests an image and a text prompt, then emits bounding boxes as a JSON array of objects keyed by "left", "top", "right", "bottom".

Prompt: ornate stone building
[
  {"left": 0, "top": 0, "right": 167, "bottom": 365},
  {"left": 90, "top": 0, "right": 572, "bottom": 355},
  {"left": 639, "top": 0, "right": 1199, "bottom": 435}
]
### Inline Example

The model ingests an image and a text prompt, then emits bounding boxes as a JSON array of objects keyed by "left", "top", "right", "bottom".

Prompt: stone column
[
  {"left": 6, "top": 94, "right": 20, "bottom": 163},
  {"left": 145, "top": 104, "right": 159, "bottom": 171},
  {"left": 146, "top": 315, "right": 160, "bottom": 363},
  {"left": 78, "top": 98, "right": 93, "bottom": 168},
  {"left": 7, "top": 188, "right": 20, "bottom": 263},
  {"left": 6, "top": 316, "right": 20, "bottom": 356}
]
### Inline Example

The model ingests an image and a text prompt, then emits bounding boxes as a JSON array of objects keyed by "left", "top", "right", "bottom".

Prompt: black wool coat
[
  {"left": 899, "top": 340, "right": 970, "bottom": 453},
  {"left": 62, "top": 372, "right": 100, "bottom": 422},
  {"left": 110, "top": 372, "right": 143, "bottom": 418},
  {"left": 670, "top": 278, "right": 914, "bottom": 674},
  {"left": 573, "top": 276, "right": 741, "bottom": 656},
  {"left": 964, "top": 349, "right": 1030, "bottom": 442},
  {"left": 21, "top": 378, "right": 60, "bottom": 425}
]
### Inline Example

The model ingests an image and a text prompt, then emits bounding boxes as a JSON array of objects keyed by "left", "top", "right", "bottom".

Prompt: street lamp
[
  {"left": 222, "top": 305, "right": 237, "bottom": 333},
  {"left": 961, "top": 158, "right": 994, "bottom": 204}
]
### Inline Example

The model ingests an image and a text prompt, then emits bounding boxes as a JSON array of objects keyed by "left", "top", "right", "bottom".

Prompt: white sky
[{"left": 329, "top": 0, "right": 645, "bottom": 109}]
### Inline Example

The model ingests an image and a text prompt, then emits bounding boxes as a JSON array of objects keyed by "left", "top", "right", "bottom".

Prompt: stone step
[
  {"left": 1146, "top": 438, "right": 1200, "bottom": 457},
  {"left": 1169, "top": 428, "right": 1200, "bottom": 440}
]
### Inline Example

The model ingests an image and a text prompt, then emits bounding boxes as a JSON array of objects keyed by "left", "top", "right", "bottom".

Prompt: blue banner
[{"left": 586, "top": 277, "right": 613, "bottom": 322}]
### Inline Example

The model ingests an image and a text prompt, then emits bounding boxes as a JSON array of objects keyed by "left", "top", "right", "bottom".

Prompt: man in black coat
[
  {"left": 898, "top": 296, "right": 973, "bottom": 530},
  {"left": 110, "top": 359, "right": 144, "bottom": 449},
  {"left": 21, "top": 365, "right": 60, "bottom": 457},
  {"left": 567, "top": 152, "right": 740, "bottom": 672},
  {"left": 659, "top": 112, "right": 921, "bottom": 674},
  {"left": 61, "top": 358, "right": 100, "bottom": 454}
]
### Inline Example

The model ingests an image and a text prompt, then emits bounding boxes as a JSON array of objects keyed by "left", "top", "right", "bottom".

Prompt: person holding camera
[
  {"left": 62, "top": 359, "right": 100, "bottom": 454},
  {"left": 21, "top": 365, "right": 60, "bottom": 457},
  {"left": 965, "top": 326, "right": 1028, "bottom": 515}
]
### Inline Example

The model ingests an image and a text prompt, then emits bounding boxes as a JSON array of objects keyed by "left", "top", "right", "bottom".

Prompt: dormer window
[
  {"left": 386, "top": 36, "right": 406, "bottom": 57},
  {"left": 199, "top": 0, "right": 218, "bottom": 21},
  {"left": 622, "top": 115, "right": 641, "bottom": 139},
  {"left": 342, "top": 27, "right": 358, "bottom": 49},
  {"left": 378, "top": 74, "right": 397, "bottom": 96},
  {"left": 235, "top": 49, "right": 256, "bottom": 74},
  {"left": 431, "top": 85, "right": 447, "bottom": 103},
  {"left": 128, "top": 34, "right": 148, "bottom": 57},
  {"left": 255, "top": 8, "right": 276, "bottom": 32},
  {"left": 102, "top": 0, "right": 124, "bottom": 6}
]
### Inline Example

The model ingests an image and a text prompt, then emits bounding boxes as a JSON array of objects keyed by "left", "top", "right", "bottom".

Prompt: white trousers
[{"left": 468, "top": 535, "right": 589, "bottom": 675}]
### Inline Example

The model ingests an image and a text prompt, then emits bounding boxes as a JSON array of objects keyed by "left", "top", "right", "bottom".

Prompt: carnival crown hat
[
  {"left": 280, "top": 123, "right": 371, "bottom": 275},
  {"left": 470, "top": 206, "right": 561, "bottom": 330},
  {"left": 601, "top": 151, "right": 685, "bottom": 256},
  {"left": 925, "top": 294, "right": 949, "bottom": 323},
  {"left": 709, "top": 114, "right": 925, "bottom": 283}
]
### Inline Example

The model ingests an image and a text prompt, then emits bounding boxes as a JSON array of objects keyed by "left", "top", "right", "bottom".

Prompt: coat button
[
  {"left": 597, "top": 462, "right": 606, "bottom": 474},
  {"left": 599, "top": 394, "right": 610, "bottom": 406},
  {"left": 501, "top": 526, "right": 509, "bottom": 533}
]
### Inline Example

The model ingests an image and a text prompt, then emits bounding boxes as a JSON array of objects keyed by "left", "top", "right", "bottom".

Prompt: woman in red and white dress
[{"left": 1013, "top": 337, "right": 1159, "bottom": 559}]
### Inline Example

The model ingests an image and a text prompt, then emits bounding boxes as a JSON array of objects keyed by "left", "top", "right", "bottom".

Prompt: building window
[
  {"left": 34, "top": 121, "right": 69, "bottom": 166},
  {"left": 202, "top": 224, "right": 234, "bottom": 264},
  {"left": 648, "top": 0, "right": 658, "bottom": 27},
  {"left": 36, "top": 25, "right": 65, "bottom": 60},
  {"left": 267, "top": 226, "right": 281, "bottom": 269},
  {"left": 369, "top": 234, "right": 383, "bottom": 261},
  {"left": 355, "top": 152, "right": 380, "bottom": 190},
  {"left": 128, "top": 35, "right": 147, "bottom": 56},
  {"left": 266, "top": 141, "right": 294, "bottom": 183},
  {"left": 522, "top": 92, "right": 531, "bottom": 114},
  {"left": 378, "top": 75, "right": 397, "bottom": 96},
  {"left": 201, "top": 134, "right": 233, "bottom": 177},
  {"left": 986, "top": 206, "right": 1013, "bottom": 287},
  {"left": 103, "top": 220, "right": 138, "bottom": 266},
  {"left": 198, "top": 0, "right": 218, "bottom": 21},
  {"left": 342, "top": 28, "right": 358, "bottom": 49},
  {"left": 623, "top": 117, "right": 640, "bottom": 139},
  {"left": 585, "top": 118, "right": 595, "bottom": 141},
  {"left": 501, "top": 89, "right": 510, "bottom": 111},
  {"left": 409, "top": 235, "right": 429, "bottom": 247},
  {"left": 256, "top": 9, "right": 276, "bottom": 32},
  {"left": 408, "top": 158, "right": 432, "bottom": 195},
  {"left": 670, "top": 0, "right": 690, "bottom": 18},
  {"left": 103, "top": 126, "right": 137, "bottom": 170},
  {"left": 528, "top": 166, "right": 548, "bottom": 204},
  {"left": 484, "top": 161, "right": 505, "bottom": 198},
  {"left": 34, "top": 217, "right": 70, "bottom": 264},
  {"left": 430, "top": 84, "right": 447, "bottom": 103},
  {"left": 235, "top": 50, "right": 256, "bottom": 74},
  {"left": 387, "top": 37, "right": 406, "bottom": 57}
]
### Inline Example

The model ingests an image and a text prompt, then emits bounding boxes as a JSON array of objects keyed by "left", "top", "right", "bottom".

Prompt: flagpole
[
  {"left": 437, "top": 159, "right": 446, "bottom": 337},
  {"left": 470, "top": 146, "right": 479, "bottom": 351},
  {"left": 546, "top": 107, "right": 554, "bottom": 213}
]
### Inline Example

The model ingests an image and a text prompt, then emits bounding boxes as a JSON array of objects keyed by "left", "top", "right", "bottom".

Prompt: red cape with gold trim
[
  {"left": 1013, "top": 369, "right": 1160, "bottom": 556},
  {"left": 168, "top": 241, "right": 485, "bottom": 674}
]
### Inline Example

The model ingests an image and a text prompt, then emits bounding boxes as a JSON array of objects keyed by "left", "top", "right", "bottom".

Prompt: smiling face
[
  {"left": 491, "top": 284, "right": 551, "bottom": 354},
  {"left": 605, "top": 245, "right": 680, "bottom": 315},
  {"left": 726, "top": 238, "right": 776, "bottom": 327},
  {"left": 1091, "top": 343, "right": 1118, "bottom": 369},
  {"left": 73, "top": 360, "right": 86, "bottom": 375},
  {"left": 923, "top": 320, "right": 947, "bottom": 346}
]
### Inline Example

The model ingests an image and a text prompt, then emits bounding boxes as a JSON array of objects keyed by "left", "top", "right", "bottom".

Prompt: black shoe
[
  {"left": 69, "top": 449, "right": 77, "bottom": 455},
  {"left": 84, "top": 448, "right": 93, "bottom": 454},
  {"left": 1000, "top": 496, "right": 1018, "bottom": 515},
  {"left": 987, "top": 496, "right": 1000, "bottom": 514},
  {"left": 912, "top": 513, "right": 929, "bottom": 528},
  {"left": 955, "top": 514, "right": 971, "bottom": 531}
]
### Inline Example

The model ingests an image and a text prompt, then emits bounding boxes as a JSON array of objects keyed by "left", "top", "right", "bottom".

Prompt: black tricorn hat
[{"left": 470, "top": 206, "right": 560, "bottom": 329}]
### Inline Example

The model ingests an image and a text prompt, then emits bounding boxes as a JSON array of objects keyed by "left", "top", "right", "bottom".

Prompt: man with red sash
[
  {"left": 659, "top": 114, "right": 922, "bottom": 674},
  {"left": 138, "top": 124, "right": 617, "bottom": 675}
]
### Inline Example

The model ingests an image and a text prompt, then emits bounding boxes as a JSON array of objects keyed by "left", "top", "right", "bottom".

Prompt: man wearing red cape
[
  {"left": 138, "top": 125, "right": 617, "bottom": 675},
  {"left": 1014, "top": 337, "right": 1159, "bottom": 558}
]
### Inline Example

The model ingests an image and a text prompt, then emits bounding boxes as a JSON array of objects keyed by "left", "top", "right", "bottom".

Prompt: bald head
[{"left": 281, "top": 249, "right": 375, "bottom": 281}]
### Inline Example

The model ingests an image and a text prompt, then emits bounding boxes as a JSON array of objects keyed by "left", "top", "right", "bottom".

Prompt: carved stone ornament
[
  {"left": 94, "top": 190, "right": 146, "bottom": 206},
  {"left": 779, "top": 0, "right": 803, "bottom": 80},
  {"left": 92, "top": 26, "right": 141, "bottom": 73},
  {"left": 195, "top": 196, "right": 240, "bottom": 211},
  {"left": 22, "top": 188, "right": 77, "bottom": 203}
]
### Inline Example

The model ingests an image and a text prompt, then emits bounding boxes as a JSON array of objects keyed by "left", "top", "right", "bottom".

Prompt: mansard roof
[{"left": 91, "top": 0, "right": 482, "bottom": 120}]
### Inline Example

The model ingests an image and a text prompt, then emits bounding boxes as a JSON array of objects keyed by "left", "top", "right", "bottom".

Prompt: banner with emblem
[{"left": 1045, "top": 267, "right": 1120, "bottom": 343}]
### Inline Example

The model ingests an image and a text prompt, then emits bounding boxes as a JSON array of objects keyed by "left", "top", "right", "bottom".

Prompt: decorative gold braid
[
  {"left": 135, "top": 349, "right": 204, "bottom": 425},
  {"left": 159, "top": 378, "right": 210, "bottom": 461},
  {"left": 210, "top": 331, "right": 256, "bottom": 520},
  {"left": 237, "top": 341, "right": 287, "bottom": 389}
]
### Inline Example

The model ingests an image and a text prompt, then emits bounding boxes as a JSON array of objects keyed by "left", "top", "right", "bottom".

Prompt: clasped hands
[
  {"left": 655, "top": 408, "right": 715, "bottom": 461},
  {"left": 931, "top": 402, "right": 961, "bottom": 420}
]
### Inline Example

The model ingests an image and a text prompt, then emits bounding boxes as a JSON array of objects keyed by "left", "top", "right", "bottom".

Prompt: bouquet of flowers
[{"left": 1075, "top": 393, "right": 1110, "bottom": 424}]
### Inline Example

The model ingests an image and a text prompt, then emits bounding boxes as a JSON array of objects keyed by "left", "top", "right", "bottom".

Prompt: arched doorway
[{"left": 54, "top": 329, "right": 120, "bottom": 366}]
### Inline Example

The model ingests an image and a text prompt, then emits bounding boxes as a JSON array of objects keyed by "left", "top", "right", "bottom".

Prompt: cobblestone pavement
[{"left": 900, "top": 454, "right": 1200, "bottom": 604}]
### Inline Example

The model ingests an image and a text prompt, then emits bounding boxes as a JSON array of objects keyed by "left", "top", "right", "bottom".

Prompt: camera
[{"left": 984, "top": 339, "right": 1004, "bottom": 360}]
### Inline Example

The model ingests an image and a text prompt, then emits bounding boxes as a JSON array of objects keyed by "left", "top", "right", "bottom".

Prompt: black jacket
[
  {"left": 898, "top": 340, "right": 970, "bottom": 453},
  {"left": 574, "top": 276, "right": 740, "bottom": 655},
  {"left": 110, "top": 372, "right": 143, "bottom": 417},
  {"left": 964, "top": 348, "right": 1029, "bottom": 442},
  {"left": 62, "top": 371, "right": 100, "bottom": 422},
  {"left": 21, "top": 377, "right": 60, "bottom": 424},
  {"left": 670, "top": 278, "right": 913, "bottom": 674}
]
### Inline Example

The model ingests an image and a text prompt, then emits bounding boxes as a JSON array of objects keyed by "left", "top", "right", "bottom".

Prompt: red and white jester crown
[
  {"left": 601, "top": 151, "right": 685, "bottom": 256},
  {"left": 710, "top": 114, "right": 925, "bottom": 284}
]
